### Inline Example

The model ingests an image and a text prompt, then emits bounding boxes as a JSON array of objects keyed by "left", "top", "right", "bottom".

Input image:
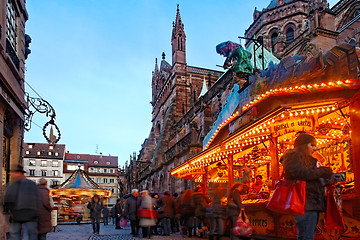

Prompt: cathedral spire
[
  {"left": 154, "top": 58, "right": 159, "bottom": 74},
  {"left": 171, "top": 4, "right": 186, "bottom": 66}
]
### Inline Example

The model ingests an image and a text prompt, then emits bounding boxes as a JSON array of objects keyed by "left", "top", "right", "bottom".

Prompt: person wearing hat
[
  {"left": 3, "top": 164, "right": 39, "bottom": 240},
  {"left": 37, "top": 178, "right": 52, "bottom": 240},
  {"left": 87, "top": 194, "right": 104, "bottom": 234},
  {"left": 283, "top": 133, "right": 333, "bottom": 240}
]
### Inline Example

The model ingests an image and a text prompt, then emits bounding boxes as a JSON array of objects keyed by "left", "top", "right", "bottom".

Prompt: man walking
[
  {"left": 3, "top": 164, "right": 39, "bottom": 240},
  {"left": 87, "top": 194, "right": 103, "bottom": 234},
  {"left": 124, "top": 189, "right": 140, "bottom": 236}
]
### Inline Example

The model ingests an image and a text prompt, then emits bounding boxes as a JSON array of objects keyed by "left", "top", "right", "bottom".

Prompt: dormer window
[
  {"left": 37, "top": 151, "right": 41, "bottom": 155},
  {"left": 25, "top": 150, "right": 30, "bottom": 155},
  {"left": 28, "top": 145, "right": 33, "bottom": 149},
  {"left": 49, "top": 145, "right": 54, "bottom": 150},
  {"left": 106, "top": 162, "right": 110, "bottom": 165},
  {"left": 94, "top": 161, "right": 98, "bottom": 164}
]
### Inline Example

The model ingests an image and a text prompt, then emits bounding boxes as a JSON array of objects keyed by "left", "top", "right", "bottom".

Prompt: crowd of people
[{"left": 115, "top": 185, "right": 245, "bottom": 240}]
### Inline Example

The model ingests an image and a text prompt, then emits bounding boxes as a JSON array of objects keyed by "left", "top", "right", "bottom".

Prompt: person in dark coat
[
  {"left": 180, "top": 189, "right": 195, "bottom": 237},
  {"left": 102, "top": 206, "right": 109, "bottom": 225},
  {"left": 227, "top": 182, "right": 244, "bottom": 240},
  {"left": 207, "top": 194, "right": 226, "bottom": 240},
  {"left": 37, "top": 178, "right": 52, "bottom": 240},
  {"left": 159, "top": 191, "right": 175, "bottom": 236},
  {"left": 283, "top": 133, "right": 333, "bottom": 240},
  {"left": 3, "top": 164, "right": 39, "bottom": 240},
  {"left": 191, "top": 185, "right": 210, "bottom": 238},
  {"left": 124, "top": 189, "right": 140, "bottom": 236},
  {"left": 115, "top": 198, "right": 123, "bottom": 229},
  {"left": 87, "top": 194, "right": 104, "bottom": 234}
]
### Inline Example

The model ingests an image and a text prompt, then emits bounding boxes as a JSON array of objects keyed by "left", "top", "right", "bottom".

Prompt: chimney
[{"left": 100, "top": 152, "right": 103, "bottom": 158}]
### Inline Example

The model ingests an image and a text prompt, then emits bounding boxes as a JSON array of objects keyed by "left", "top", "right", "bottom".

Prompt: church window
[
  {"left": 271, "top": 32, "right": 278, "bottom": 52},
  {"left": 286, "top": 27, "right": 294, "bottom": 45},
  {"left": 349, "top": 38, "right": 356, "bottom": 46}
]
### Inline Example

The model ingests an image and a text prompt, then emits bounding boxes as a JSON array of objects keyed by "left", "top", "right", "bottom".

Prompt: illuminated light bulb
[
  {"left": 281, "top": 114, "right": 285, "bottom": 118},
  {"left": 326, "top": 107, "right": 330, "bottom": 111},
  {"left": 306, "top": 110, "right": 310, "bottom": 115},
  {"left": 316, "top": 109, "right": 320, "bottom": 113},
  {"left": 290, "top": 112, "right": 293, "bottom": 117},
  {"left": 295, "top": 112, "right": 299, "bottom": 116},
  {"left": 311, "top": 109, "right": 315, "bottom": 114},
  {"left": 300, "top": 111, "right": 304, "bottom": 115}
]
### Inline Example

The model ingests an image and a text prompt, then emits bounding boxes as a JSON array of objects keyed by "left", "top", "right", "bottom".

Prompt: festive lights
[{"left": 242, "top": 79, "right": 356, "bottom": 112}]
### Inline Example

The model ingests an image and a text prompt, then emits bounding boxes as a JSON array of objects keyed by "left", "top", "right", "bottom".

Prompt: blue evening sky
[{"left": 24, "top": 0, "right": 338, "bottom": 166}]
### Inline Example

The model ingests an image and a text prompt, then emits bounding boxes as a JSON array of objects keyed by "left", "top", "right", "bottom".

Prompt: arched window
[
  {"left": 271, "top": 32, "right": 278, "bottom": 52},
  {"left": 286, "top": 28, "right": 295, "bottom": 45},
  {"left": 349, "top": 38, "right": 356, "bottom": 46}
]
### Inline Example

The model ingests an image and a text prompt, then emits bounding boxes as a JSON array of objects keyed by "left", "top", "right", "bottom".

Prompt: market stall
[
  {"left": 170, "top": 44, "right": 360, "bottom": 239},
  {"left": 50, "top": 168, "right": 112, "bottom": 222}
]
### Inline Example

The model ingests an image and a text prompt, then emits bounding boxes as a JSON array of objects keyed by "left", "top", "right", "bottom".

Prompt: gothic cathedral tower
[{"left": 172, "top": 4, "right": 186, "bottom": 67}]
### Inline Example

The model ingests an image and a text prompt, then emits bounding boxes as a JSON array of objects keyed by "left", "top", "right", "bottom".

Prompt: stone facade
[
  {"left": 0, "top": 0, "right": 29, "bottom": 238},
  {"left": 245, "top": 0, "right": 360, "bottom": 59}
]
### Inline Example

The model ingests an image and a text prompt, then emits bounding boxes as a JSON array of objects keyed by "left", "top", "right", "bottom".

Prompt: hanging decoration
[{"left": 24, "top": 93, "right": 61, "bottom": 144}]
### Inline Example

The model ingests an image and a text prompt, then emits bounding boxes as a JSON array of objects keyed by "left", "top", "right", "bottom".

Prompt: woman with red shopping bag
[{"left": 282, "top": 133, "right": 333, "bottom": 240}]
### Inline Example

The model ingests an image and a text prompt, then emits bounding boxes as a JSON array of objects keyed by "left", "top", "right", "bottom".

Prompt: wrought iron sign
[{"left": 24, "top": 93, "right": 61, "bottom": 144}]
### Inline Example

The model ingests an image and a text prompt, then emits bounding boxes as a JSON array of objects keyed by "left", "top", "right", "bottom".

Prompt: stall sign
[
  {"left": 246, "top": 211, "right": 275, "bottom": 235},
  {"left": 178, "top": 168, "right": 204, "bottom": 178},
  {"left": 271, "top": 116, "right": 313, "bottom": 136}
]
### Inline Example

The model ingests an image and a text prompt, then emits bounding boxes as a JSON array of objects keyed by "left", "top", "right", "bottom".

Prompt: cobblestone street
[{"left": 47, "top": 223, "right": 220, "bottom": 240}]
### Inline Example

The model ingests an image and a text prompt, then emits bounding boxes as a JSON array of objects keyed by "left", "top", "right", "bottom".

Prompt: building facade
[
  {"left": 0, "top": 0, "right": 29, "bottom": 238},
  {"left": 23, "top": 143, "right": 66, "bottom": 188},
  {"left": 134, "top": 0, "right": 360, "bottom": 195},
  {"left": 66, "top": 152, "right": 119, "bottom": 206}
]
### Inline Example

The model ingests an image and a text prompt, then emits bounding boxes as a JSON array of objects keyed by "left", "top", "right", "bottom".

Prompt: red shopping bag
[
  {"left": 137, "top": 208, "right": 158, "bottom": 218},
  {"left": 233, "top": 209, "right": 252, "bottom": 237},
  {"left": 266, "top": 179, "right": 306, "bottom": 215},
  {"left": 119, "top": 217, "right": 128, "bottom": 228},
  {"left": 325, "top": 185, "right": 345, "bottom": 230}
]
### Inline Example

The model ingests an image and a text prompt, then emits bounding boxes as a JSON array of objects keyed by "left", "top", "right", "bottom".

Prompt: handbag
[
  {"left": 325, "top": 185, "right": 345, "bottom": 230},
  {"left": 137, "top": 208, "right": 158, "bottom": 218},
  {"left": 119, "top": 217, "right": 128, "bottom": 228},
  {"left": 233, "top": 209, "right": 252, "bottom": 237},
  {"left": 266, "top": 179, "right": 306, "bottom": 215}
]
